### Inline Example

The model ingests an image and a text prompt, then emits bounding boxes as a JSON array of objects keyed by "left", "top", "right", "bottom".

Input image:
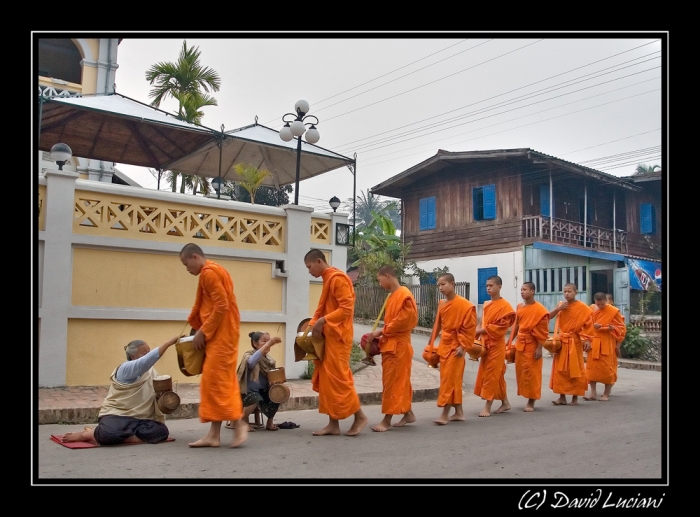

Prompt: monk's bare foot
[
  {"left": 312, "top": 423, "right": 341, "bottom": 436},
  {"left": 569, "top": 396, "right": 579, "bottom": 406},
  {"left": 552, "top": 397, "right": 567, "bottom": 406},
  {"left": 583, "top": 396, "right": 597, "bottom": 401},
  {"left": 346, "top": 413, "right": 369, "bottom": 436},
  {"left": 433, "top": 417, "right": 449, "bottom": 425},
  {"left": 494, "top": 401, "right": 511, "bottom": 414},
  {"left": 231, "top": 424, "right": 248, "bottom": 448},
  {"left": 371, "top": 423, "right": 391, "bottom": 432},
  {"left": 599, "top": 395, "right": 610, "bottom": 401},
  {"left": 189, "top": 437, "right": 220, "bottom": 448},
  {"left": 449, "top": 413, "right": 465, "bottom": 421},
  {"left": 524, "top": 406, "right": 535, "bottom": 412},
  {"left": 393, "top": 412, "right": 416, "bottom": 427}
]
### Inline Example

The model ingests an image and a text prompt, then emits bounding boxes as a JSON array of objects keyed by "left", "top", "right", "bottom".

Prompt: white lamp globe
[
  {"left": 279, "top": 125, "right": 294, "bottom": 142},
  {"left": 290, "top": 120, "right": 306, "bottom": 137},
  {"left": 305, "top": 126, "right": 320, "bottom": 144},
  {"left": 295, "top": 99, "right": 309, "bottom": 116}
]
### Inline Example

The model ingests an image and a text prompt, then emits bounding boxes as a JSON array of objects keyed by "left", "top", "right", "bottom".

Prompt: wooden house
[{"left": 370, "top": 148, "right": 663, "bottom": 322}]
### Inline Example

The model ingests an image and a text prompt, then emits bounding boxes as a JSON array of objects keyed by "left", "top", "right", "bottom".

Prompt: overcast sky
[{"left": 111, "top": 33, "right": 665, "bottom": 213}]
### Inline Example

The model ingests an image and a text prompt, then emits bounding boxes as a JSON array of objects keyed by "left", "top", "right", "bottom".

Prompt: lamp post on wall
[
  {"left": 329, "top": 196, "right": 341, "bottom": 212},
  {"left": 279, "top": 100, "right": 320, "bottom": 205},
  {"left": 211, "top": 176, "right": 223, "bottom": 200},
  {"left": 50, "top": 143, "right": 72, "bottom": 171}
]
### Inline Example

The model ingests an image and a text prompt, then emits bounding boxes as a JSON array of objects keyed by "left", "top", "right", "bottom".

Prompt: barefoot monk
[
  {"left": 584, "top": 292, "right": 627, "bottom": 402},
  {"left": 548, "top": 283, "right": 595, "bottom": 407},
  {"left": 474, "top": 275, "right": 516, "bottom": 417},
  {"left": 304, "top": 249, "right": 368, "bottom": 437},
  {"left": 365, "top": 265, "right": 418, "bottom": 432},
  {"left": 433, "top": 273, "right": 477, "bottom": 426},
  {"left": 512, "top": 282, "right": 550, "bottom": 412}
]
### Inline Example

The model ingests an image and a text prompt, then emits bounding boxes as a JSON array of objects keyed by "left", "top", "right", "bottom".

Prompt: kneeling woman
[{"left": 227, "top": 331, "right": 282, "bottom": 431}]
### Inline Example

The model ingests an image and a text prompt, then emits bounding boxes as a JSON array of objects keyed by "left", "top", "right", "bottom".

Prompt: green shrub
[{"left": 620, "top": 324, "right": 650, "bottom": 358}]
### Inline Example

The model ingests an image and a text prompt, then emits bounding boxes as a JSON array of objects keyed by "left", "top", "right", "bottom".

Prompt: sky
[{"left": 111, "top": 33, "right": 665, "bottom": 214}]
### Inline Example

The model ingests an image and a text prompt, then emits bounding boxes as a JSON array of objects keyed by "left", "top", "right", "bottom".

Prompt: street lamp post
[
  {"left": 50, "top": 143, "right": 72, "bottom": 171},
  {"left": 279, "top": 100, "right": 320, "bottom": 205}
]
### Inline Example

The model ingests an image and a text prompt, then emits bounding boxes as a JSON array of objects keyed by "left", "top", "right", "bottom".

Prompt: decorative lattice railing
[
  {"left": 310, "top": 218, "right": 330, "bottom": 244},
  {"left": 72, "top": 190, "right": 286, "bottom": 251}
]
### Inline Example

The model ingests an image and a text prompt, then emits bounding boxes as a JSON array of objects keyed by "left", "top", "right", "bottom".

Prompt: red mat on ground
[{"left": 50, "top": 435, "right": 175, "bottom": 449}]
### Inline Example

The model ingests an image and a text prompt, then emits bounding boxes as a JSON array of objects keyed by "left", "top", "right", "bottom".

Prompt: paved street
[{"left": 36, "top": 323, "right": 664, "bottom": 483}]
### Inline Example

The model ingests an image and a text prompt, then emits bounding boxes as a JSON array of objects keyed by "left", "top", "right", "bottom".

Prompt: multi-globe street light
[{"left": 279, "top": 100, "right": 320, "bottom": 205}]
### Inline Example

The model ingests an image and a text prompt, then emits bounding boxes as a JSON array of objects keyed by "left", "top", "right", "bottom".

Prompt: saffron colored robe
[
  {"left": 377, "top": 286, "right": 418, "bottom": 415},
  {"left": 309, "top": 267, "right": 361, "bottom": 420},
  {"left": 187, "top": 260, "right": 243, "bottom": 423},
  {"left": 549, "top": 300, "right": 595, "bottom": 396},
  {"left": 474, "top": 298, "right": 516, "bottom": 401},
  {"left": 513, "top": 301, "right": 550, "bottom": 400},
  {"left": 436, "top": 296, "right": 477, "bottom": 407},
  {"left": 586, "top": 304, "right": 627, "bottom": 385}
]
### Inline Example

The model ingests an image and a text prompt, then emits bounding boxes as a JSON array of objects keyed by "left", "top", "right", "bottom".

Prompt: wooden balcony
[{"left": 522, "top": 216, "right": 628, "bottom": 254}]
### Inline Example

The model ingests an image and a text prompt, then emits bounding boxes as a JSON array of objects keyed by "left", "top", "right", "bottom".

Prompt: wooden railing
[
  {"left": 522, "top": 216, "right": 628, "bottom": 253},
  {"left": 355, "top": 282, "right": 469, "bottom": 329}
]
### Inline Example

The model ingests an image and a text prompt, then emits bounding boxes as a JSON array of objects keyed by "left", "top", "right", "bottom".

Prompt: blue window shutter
[
  {"left": 427, "top": 196, "right": 436, "bottom": 229},
  {"left": 483, "top": 184, "right": 496, "bottom": 220},
  {"left": 540, "top": 185, "right": 550, "bottom": 216},
  {"left": 419, "top": 198, "right": 427, "bottom": 230},
  {"left": 640, "top": 203, "right": 656, "bottom": 234},
  {"left": 477, "top": 267, "right": 498, "bottom": 304}
]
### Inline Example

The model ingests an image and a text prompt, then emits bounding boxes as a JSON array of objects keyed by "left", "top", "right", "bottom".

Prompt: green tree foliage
[
  {"left": 235, "top": 184, "right": 292, "bottom": 206},
  {"left": 351, "top": 211, "right": 414, "bottom": 286},
  {"left": 345, "top": 189, "right": 401, "bottom": 231},
  {"left": 233, "top": 164, "right": 270, "bottom": 204},
  {"left": 145, "top": 40, "right": 221, "bottom": 192},
  {"left": 634, "top": 163, "right": 661, "bottom": 175}
]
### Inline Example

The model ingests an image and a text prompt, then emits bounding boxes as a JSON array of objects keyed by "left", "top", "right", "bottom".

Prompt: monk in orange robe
[
  {"left": 474, "top": 275, "right": 516, "bottom": 417},
  {"left": 511, "top": 282, "right": 550, "bottom": 412},
  {"left": 548, "top": 282, "right": 595, "bottom": 406},
  {"left": 304, "top": 249, "right": 368, "bottom": 436},
  {"left": 584, "top": 291, "right": 627, "bottom": 401},
  {"left": 180, "top": 243, "right": 247, "bottom": 448},
  {"left": 365, "top": 265, "right": 418, "bottom": 431},
  {"left": 433, "top": 273, "right": 477, "bottom": 425}
]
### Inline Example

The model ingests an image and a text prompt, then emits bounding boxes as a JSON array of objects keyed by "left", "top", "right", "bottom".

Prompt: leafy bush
[{"left": 620, "top": 324, "right": 650, "bottom": 358}]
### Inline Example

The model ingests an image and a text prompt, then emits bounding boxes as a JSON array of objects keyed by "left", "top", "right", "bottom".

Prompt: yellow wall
[
  {"left": 72, "top": 248, "right": 283, "bottom": 312},
  {"left": 66, "top": 320, "right": 287, "bottom": 386},
  {"left": 308, "top": 283, "right": 323, "bottom": 317}
]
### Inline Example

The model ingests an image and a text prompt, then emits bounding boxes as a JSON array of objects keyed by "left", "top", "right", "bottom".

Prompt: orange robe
[
  {"left": 378, "top": 286, "right": 418, "bottom": 415},
  {"left": 474, "top": 298, "right": 516, "bottom": 401},
  {"left": 549, "top": 300, "right": 595, "bottom": 396},
  {"left": 309, "top": 267, "right": 361, "bottom": 420},
  {"left": 586, "top": 304, "right": 626, "bottom": 385},
  {"left": 513, "top": 301, "right": 550, "bottom": 400},
  {"left": 187, "top": 260, "right": 243, "bottom": 423},
  {"left": 436, "top": 296, "right": 477, "bottom": 407}
]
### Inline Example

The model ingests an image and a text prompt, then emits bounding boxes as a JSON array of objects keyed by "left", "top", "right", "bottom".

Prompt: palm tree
[
  {"left": 345, "top": 189, "right": 401, "bottom": 231},
  {"left": 145, "top": 40, "right": 221, "bottom": 191},
  {"left": 233, "top": 163, "right": 271, "bottom": 204},
  {"left": 635, "top": 163, "right": 661, "bottom": 175}
]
